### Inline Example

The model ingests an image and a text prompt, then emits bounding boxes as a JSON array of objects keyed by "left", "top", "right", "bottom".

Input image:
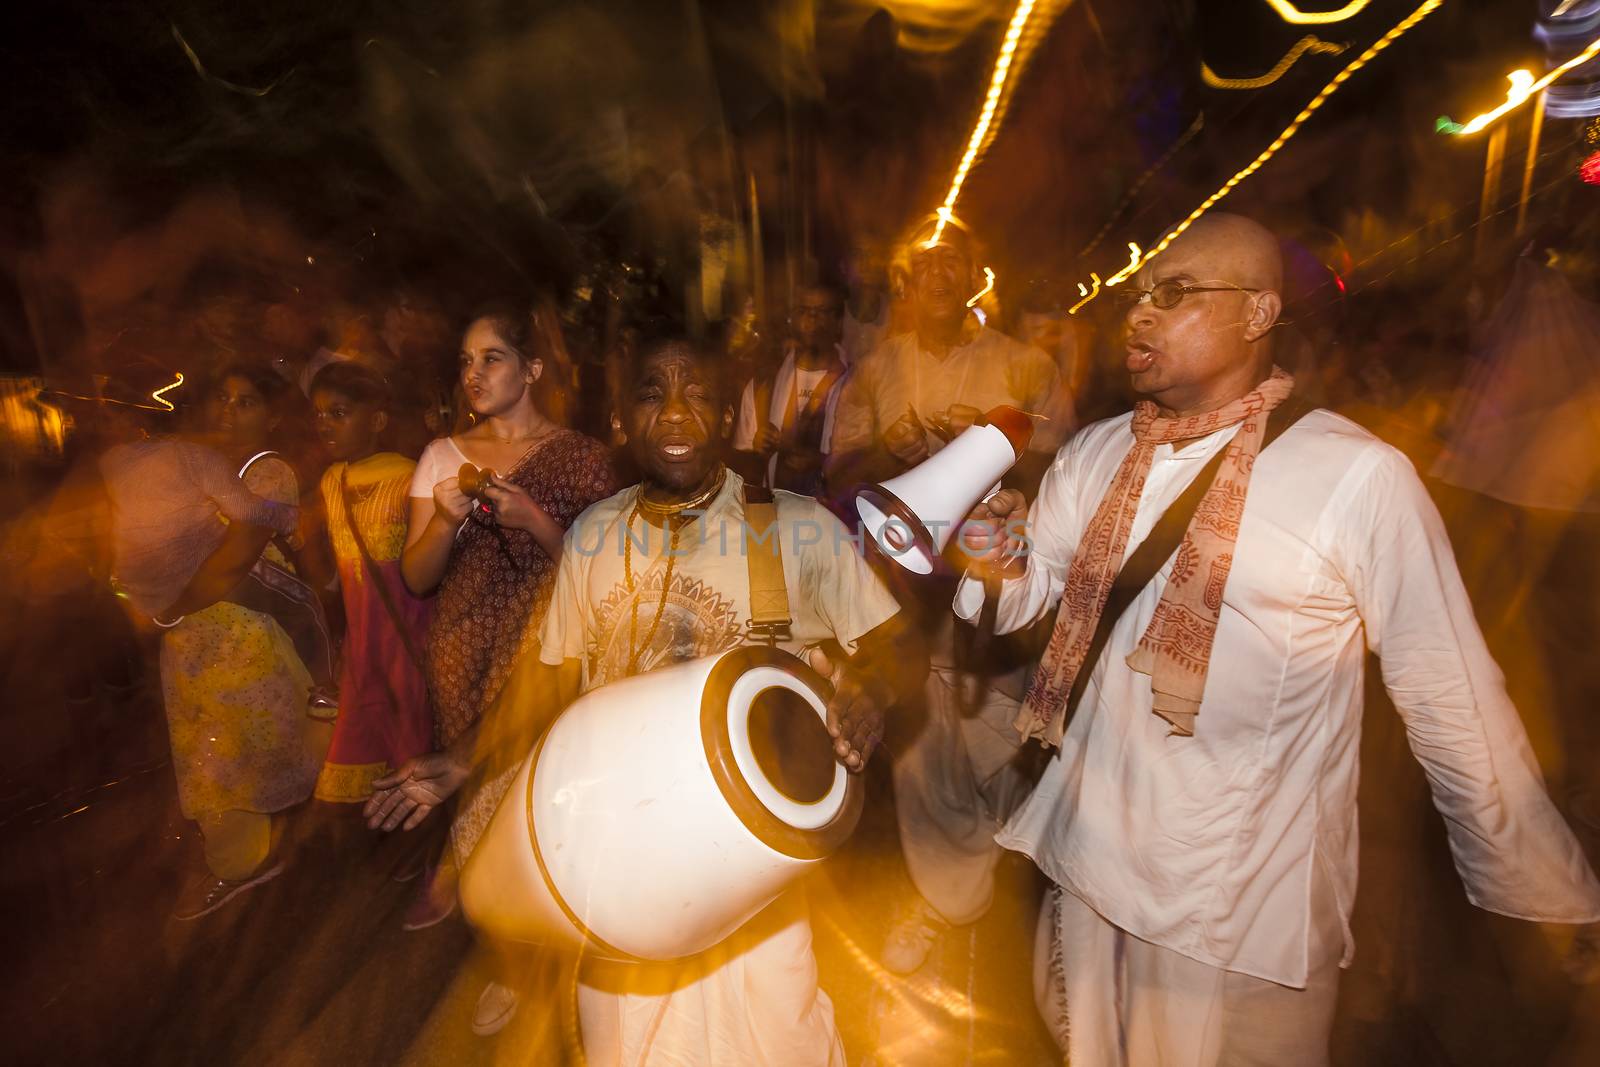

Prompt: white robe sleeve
[{"left": 1342, "top": 446, "right": 1600, "bottom": 923}]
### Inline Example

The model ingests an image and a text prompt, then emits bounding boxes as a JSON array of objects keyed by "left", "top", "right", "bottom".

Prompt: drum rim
[{"left": 701, "top": 646, "right": 864, "bottom": 860}]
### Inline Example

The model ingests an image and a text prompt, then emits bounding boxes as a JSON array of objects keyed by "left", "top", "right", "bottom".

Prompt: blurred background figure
[
  {"left": 306, "top": 362, "right": 433, "bottom": 817},
  {"left": 732, "top": 278, "right": 849, "bottom": 498},
  {"left": 827, "top": 214, "right": 1065, "bottom": 994}
]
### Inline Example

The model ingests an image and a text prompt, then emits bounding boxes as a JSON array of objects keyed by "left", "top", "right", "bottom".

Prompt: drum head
[{"left": 701, "top": 647, "right": 862, "bottom": 859}]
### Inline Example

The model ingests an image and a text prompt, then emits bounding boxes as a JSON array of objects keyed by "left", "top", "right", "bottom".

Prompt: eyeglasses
[{"left": 1115, "top": 280, "right": 1261, "bottom": 311}]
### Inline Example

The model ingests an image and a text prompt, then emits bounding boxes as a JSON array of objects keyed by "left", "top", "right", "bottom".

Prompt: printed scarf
[{"left": 1016, "top": 368, "right": 1296, "bottom": 744}]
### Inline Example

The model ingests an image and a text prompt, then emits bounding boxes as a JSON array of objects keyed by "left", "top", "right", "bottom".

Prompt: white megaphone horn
[{"left": 854, "top": 405, "right": 1034, "bottom": 575}]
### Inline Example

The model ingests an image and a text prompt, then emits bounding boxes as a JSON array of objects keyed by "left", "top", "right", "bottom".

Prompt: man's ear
[
  {"left": 371, "top": 410, "right": 389, "bottom": 435},
  {"left": 1243, "top": 290, "right": 1283, "bottom": 342},
  {"left": 720, "top": 402, "right": 735, "bottom": 440}
]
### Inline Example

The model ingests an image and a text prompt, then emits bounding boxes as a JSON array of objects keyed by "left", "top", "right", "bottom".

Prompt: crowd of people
[{"left": 19, "top": 202, "right": 1600, "bottom": 1067}]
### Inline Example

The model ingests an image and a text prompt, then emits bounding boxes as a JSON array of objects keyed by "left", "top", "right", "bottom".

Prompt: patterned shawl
[{"left": 1016, "top": 368, "right": 1295, "bottom": 745}]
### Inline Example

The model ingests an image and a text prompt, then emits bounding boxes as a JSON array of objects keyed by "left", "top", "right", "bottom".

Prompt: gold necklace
[
  {"left": 636, "top": 466, "right": 728, "bottom": 521},
  {"left": 623, "top": 504, "right": 682, "bottom": 676}
]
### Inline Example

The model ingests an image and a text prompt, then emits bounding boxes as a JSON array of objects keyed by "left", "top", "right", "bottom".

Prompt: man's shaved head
[{"left": 1143, "top": 213, "right": 1283, "bottom": 295}]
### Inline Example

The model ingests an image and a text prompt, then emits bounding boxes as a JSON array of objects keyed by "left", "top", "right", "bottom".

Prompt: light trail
[
  {"left": 966, "top": 267, "right": 997, "bottom": 307},
  {"left": 1202, "top": 35, "right": 1347, "bottom": 90},
  {"left": 926, "top": 0, "right": 1041, "bottom": 247},
  {"left": 1444, "top": 35, "right": 1600, "bottom": 135},
  {"left": 1260, "top": 0, "right": 1371, "bottom": 24},
  {"left": 150, "top": 371, "right": 185, "bottom": 412},
  {"left": 1070, "top": 0, "right": 1448, "bottom": 312}
]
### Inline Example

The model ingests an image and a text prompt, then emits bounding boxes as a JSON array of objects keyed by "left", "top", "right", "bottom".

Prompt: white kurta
[{"left": 955, "top": 407, "right": 1600, "bottom": 989}]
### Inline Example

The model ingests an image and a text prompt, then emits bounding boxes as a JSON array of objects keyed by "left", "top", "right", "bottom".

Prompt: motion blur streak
[
  {"left": 1453, "top": 35, "right": 1600, "bottom": 135},
  {"left": 1074, "top": 0, "right": 1447, "bottom": 311},
  {"left": 1201, "top": 35, "right": 1348, "bottom": 91}
]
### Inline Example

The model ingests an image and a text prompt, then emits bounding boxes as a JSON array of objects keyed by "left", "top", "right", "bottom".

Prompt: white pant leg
[
  {"left": 1056, "top": 889, "right": 1340, "bottom": 1067},
  {"left": 892, "top": 662, "right": 1027, "bottom": 925}
]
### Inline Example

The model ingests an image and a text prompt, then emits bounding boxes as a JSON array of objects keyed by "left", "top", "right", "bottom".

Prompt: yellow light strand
[
  {"left": 1261, "top": 0, "right": 1371, "bottom": 24},
  {"left": 966, "top": 266, "right": 997, "bottom": 307},
  {"left": 1067, "top": 273, "right": 1102, "bottom": 314},
  {"left": 926, "top": 0, "right": 1040, "bottom": 248},
  {"left": 1455, "top": 36, "right": 1600, "bottom": 135},
  {"left": 1104, "top": 243, "right": 1143, "bottom": 287},
  {"left": 1201, "top": 35, "right": 1348, "bottom": 90},
  {"left": 150, "top": 371, "right": 185, "bottom": 412},
  {"left": 1070, "top": 0, "right": 1447, "bottom": 313}
]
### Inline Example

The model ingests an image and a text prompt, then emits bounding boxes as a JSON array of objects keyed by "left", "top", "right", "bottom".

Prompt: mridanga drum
[{"left": 459, "top": 646, "right": 860, "bottom": 961}]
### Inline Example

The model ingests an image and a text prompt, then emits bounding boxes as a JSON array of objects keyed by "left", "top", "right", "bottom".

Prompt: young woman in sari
[
  {"left": 308, "top": 362, "right": 433, "bottom": 806},
  {"left": 397, "top": 303, "right": 615, "bottom": 994}
]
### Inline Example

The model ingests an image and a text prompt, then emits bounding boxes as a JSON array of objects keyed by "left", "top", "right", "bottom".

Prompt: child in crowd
[{"left": 309, "top": 362, "right": 434, "bottom": 804}]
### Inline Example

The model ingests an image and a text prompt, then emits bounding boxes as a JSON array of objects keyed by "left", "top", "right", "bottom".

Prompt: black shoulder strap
[{"left": 1060, "top": 394, "right": 1314, "bottom": 720}]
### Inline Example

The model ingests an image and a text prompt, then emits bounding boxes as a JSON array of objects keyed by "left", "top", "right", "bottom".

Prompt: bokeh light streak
[
  {"left": 965, "top": 266, "right": 997, "bottom": 307},
  {"left": 1104, "top": 242, "right": 1143, "bottom": 287},
  {"left": 1202, "top": 35, "right": 1348, "bottom": 90},
  {"left": 1070, "top": 0, "right": 1447, "bottom": 313},
  {"left": 926, "top": 0, "right": 1041, "bottom": 247},
  {"left": 1068, "top": 272, "right": 1101, "bottom": 313},
  {"left": 1261, "top": 0, "right": 1371, "bottom": 24},
  {"left": 150, "top": 371, "right": 185, "bottom": 412},
  {"left": 1450, "top": 37, "right": 1600, "bottom": 135}
]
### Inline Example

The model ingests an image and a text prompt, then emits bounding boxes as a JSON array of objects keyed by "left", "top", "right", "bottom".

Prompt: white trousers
[
  {"left": 892, "top": 663, "right": 1030, "bottom": 925},
  {"left": 578, "top": 892, "right": 844, "bottom": 1067},
  {"left": 1037, "top": 888, "right": 1340, "bottom": 1067}
]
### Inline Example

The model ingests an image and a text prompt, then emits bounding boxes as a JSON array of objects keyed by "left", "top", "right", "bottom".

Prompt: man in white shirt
[
  {"left": 957, "top": 213, "right": 1600, "bottom": 1065},
  {"left": 827, "top": 216, "right": 1067, "bottom": 977},
  {"left": 732, "top": 281, "right": 850, "bottom": 497},
  {"left": 368, "top": 330, "right": 924, "bottom": 1063}
]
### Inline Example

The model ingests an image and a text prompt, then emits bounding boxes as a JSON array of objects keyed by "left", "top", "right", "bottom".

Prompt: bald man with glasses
[{"left": 956, "top": 213, "right": 1600, "bottom": 1065}]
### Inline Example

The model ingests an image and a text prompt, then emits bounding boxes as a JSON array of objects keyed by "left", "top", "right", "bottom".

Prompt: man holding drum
[
  {"left": 370, "top": 326, "right": 923, "bottom": 1064},
  {"left": 957, "top": 213, "right": 1600, "bottom": 1064}
]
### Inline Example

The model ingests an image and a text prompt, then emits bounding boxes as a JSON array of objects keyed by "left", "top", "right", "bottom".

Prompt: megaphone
[{"left": 854, "top": 405, "right": 1034, "bottom": 575}]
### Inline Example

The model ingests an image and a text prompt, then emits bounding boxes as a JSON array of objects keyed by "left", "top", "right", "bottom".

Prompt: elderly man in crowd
[{"left": 828, "top": 215, "right": 1067, "bottom": 976}]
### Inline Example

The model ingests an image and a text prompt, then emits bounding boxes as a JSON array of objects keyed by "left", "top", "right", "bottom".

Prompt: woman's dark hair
[
  {"left": 309, "top": 360, "right": 392, "bottom": 410},
  {"left": 210, "top": 360, "right": 291, "bottom": 407},
  {"left": 463, "top": 297, "right": 575, "bottom": 426}
]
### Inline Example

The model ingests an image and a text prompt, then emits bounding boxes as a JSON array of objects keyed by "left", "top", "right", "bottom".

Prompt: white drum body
[{"left": 459, "top": 647, "right": 860, "bottom": 961}]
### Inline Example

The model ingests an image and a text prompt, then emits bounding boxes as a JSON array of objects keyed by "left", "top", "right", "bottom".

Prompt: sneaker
[
  {"left": 306, "top": 687, "right": 339, "bottom": 722},
  {"left": 173, "top": 861, "right": 285, "bottom": 921},
  {"left": 471, "top": 981, "right": 519, "bottom": 1037},
  {"left": 402, "top": 872, "right": 457, "bottom": 931},
  {"left": 881, "top": 896, "right": 949, "bottom": 975}
]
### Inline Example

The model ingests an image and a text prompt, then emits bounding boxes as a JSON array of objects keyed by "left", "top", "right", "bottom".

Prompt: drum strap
[{"left": 743, "top": 484, "right": 792, "bottom": 645}]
